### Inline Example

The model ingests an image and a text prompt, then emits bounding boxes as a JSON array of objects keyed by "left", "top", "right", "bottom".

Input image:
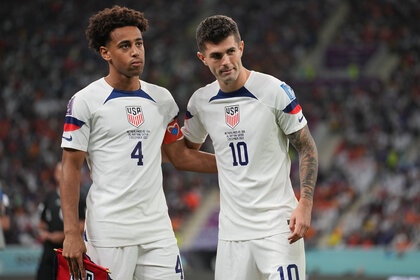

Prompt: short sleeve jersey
[
  {"left": 61, "top": 78, "right": 183, "bottom": 247},
  {"left": 182, "top": 71, "right": 307, "bottom": 241}
]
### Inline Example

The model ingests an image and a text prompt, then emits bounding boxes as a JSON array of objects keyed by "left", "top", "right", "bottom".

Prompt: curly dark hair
[
  {"left": 196, "top": 15, "right": 241, "bottom": 53},
  {"left": 85, "top": 5, "right": 148, "bottom": 52}
]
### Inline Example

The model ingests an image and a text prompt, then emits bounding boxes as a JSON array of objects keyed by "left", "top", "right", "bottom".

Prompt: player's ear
[
  {"left": 197, "top": 52, "right": 207, "bottom": 66},
  {"left": 239, "top": 41, "right": 244, "bottom": 57},
  {"left": 100, "top": 46, "right": 111, "bottom": 62}
]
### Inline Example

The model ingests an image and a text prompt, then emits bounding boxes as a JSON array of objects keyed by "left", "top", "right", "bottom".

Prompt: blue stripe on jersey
[
  {"left": 209, "top": 87, "right": 258, "bottom": 102},
  {"left": 104, "top": 89, "right": 156, "bottom": 104},
  {"left": 282, "top": 99, "right": 300, "bottom": 113},
  {"left": 185, "top": 110, "right": 193, "bottom": 119},
  {"left": 64, "top": 116, "right": 85, "bottom": 127}
]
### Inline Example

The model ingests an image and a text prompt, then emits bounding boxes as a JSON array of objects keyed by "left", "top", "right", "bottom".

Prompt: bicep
[
  {"left": 162, "top": 138, "right": 203, "bottom": 167},
  {"left": 162, "top": 138, "right": 192, "bottom": 162},
  {"left": 62, "top": 148, "right": 86, "bottom": 175},
  {"left": 162, "top": 137, "right": 203, "bottom": 160}
]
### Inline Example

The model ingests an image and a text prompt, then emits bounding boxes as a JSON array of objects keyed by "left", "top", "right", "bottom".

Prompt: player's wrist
[
  {"left": 64, "top": 227, "right": 83, "bottom": 237},
  {"left": 299, "top": 197, "right": 313, "bottom": 208}
]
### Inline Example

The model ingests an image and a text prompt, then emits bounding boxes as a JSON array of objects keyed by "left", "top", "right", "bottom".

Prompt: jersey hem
[
  {"left": 182, "top": 133, "right": 205, "bottom": 145},
  {"left": 86, "top": 232, "right": 175, "bottom": 248},
  {"left": 61, "top": 144, "right": 88, "bottom": 152},
  {"left": 284, "top": 119, "right": 307, "bottom": 136},
  {"left": 218, "top": 228, "right": 291, "bottom": 242}
]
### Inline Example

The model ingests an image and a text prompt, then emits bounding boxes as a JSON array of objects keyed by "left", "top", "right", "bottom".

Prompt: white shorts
[
  {"left": 85, "top": 237, "right": 184, "bottom": 280},
  {"left": 215, "top": 233, "right": 305, "bottom": 280}
]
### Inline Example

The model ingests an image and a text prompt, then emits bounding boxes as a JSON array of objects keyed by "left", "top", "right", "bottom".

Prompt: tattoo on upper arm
[{"left": 288, "top": 126, "right": 318, "bottom": 201}]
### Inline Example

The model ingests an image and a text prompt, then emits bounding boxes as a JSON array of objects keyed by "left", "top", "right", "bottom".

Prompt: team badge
[
  {"left": 66, "top": 96, "right": 75, "bottom": 115},
  {"left": 281, "top": 83, "right": 296, "bottom": 101},
  {"left": 225, "top": 105, "right": 240, "bottom": 129},
  {"left": 126, "top": 106, "right": 144, "bottom": 128}
]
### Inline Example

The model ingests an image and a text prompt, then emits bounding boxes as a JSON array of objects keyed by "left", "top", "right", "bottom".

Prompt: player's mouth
[
  {"left": 220, "top": 68, "right": 234, "bottom": 75},
  {"left": 131, "top": 60, "right": 143, "bottom": 67}
]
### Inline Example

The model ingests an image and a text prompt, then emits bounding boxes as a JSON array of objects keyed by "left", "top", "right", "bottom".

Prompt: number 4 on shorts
[{"left": 175, "top": 255, "right": 184, "bottom": 279}]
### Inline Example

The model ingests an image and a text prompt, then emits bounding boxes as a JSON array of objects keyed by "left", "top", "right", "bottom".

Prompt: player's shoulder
[
  {"left": 140, "top": 80, "right": 169, "bottom": 94},
  {"left": 249, "top": 71, "right": 294, "bottom": 98},
  {"left": 72, "top": 78, "right": 111, "bottom": 103},
  {"left": 249, "top": 71, "right": 284, "bottom": 89},
  {"left": 190, "top": 80, "right": 219, "bottom": 102},
  {"left": 247, "top": 71, "right": 299, "bottom": 110},
  {"left": 140, "top": 80, "right": 173, "bottom": 102},
  {"left": 64, "top": 78, "right": 113, "bottom": 117}
]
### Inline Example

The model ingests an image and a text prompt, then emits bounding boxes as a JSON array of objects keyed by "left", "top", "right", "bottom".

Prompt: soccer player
[
  {"left": 182, "top": 15, "right": 318, "bottom": 280},
  {"left": 60, "top": 6, "right": 216, "bottom": 280}
]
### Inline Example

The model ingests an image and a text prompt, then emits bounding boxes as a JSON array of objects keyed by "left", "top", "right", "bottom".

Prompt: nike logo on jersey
[
  {"left": 62, "top": 135, "right": 73, "bottom": 141},
  {"left": 298, "top": 116, "right": 304, "bottom": 123}
]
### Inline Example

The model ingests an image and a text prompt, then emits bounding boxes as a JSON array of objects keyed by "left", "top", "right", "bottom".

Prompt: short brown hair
[
  {"left": 85, "top": 5, "right": 148, "bottom": 52},
  {"left": 196, "top": 15, "right": 241, "bottom": 53}
]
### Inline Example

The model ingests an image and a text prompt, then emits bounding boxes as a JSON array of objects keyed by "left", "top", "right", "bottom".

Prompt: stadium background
[{"left": 0, "top": 0, "right": 419, "bottom": 279}]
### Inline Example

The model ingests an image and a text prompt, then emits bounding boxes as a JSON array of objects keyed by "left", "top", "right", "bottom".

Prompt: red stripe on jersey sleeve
[
  {"left": 289, "top": 104, "right": 302, "bottom": 114},
  {"left": 64, "top": 123, "right": 81, "bottom": 131}
]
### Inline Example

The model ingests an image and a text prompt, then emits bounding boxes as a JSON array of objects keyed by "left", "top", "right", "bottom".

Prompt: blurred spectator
[
  {"left": 0, "top": 182, "right": 10, "bottom": 249},
  {"left": 36, "top": 162, "right": 86, "bottom": 280}
]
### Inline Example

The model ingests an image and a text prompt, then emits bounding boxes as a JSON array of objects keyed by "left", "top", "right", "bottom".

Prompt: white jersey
[
  {"left": 182, "top": 71, "right": 307, "bottom": 241},
  {"left": 61, "top": 78, "right": 182, "bottom": 247}
]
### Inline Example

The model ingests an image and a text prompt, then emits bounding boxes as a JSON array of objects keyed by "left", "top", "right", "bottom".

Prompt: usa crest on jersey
[
  {"left": 126, "top": 106, "right": 144, "bottom": 128},
  {"left": 225, "top": 105, "right": 239, "bottom": 129}
]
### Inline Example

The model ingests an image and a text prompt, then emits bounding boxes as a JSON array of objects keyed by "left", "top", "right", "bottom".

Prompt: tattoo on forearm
[{"left": 288, "top": 126, "right": 318, "bottom": 201}]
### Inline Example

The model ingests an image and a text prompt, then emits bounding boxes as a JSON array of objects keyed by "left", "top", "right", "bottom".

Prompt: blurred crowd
[
  {"left": 0, "top": 0, "right": 419, "bottom": 254},
  {"left": 298, "top": 0, "right": 420, "bottom": 250}
]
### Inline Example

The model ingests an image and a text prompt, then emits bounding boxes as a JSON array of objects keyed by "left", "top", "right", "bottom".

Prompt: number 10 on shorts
[{"left": 278, "top": 264, "right": 299, "bottom": 280}]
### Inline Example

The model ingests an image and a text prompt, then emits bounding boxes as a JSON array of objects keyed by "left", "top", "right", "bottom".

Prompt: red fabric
[
  {"left": 55, "top": 248, "right": 112, "bottom": 280},
  {"left": 163, "top": 119, "right": 183, "bottom": 144}
]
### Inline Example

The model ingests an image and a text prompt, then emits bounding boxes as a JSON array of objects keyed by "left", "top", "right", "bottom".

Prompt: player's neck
[
  {"left": 219, "top": 68, "right": 250, "bottom": 93},
  {"left": 105, "top": 73, "right": 141, "bottom": 92}
]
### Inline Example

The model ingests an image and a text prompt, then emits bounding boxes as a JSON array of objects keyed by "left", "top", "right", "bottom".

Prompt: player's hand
[
  {"left": 62, "top": 232, "right": 87, "bottom": 280},
  {"left": 288, "top": 199, "right": 312, "bottom": 244},
  {"left": 38, "top": 229, "right": 49, "bottom": 242}
]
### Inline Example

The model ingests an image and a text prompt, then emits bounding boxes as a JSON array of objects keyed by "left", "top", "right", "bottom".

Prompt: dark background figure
[
  {"left": 0, "top": 182, "right": 10, "bottom": 250},
  {"left": 36, "top": 162, "right": 86, "bottom": 280}
]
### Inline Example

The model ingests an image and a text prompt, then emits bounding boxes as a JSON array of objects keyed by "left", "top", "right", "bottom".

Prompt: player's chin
[{"left": 129, "top": 69, "right": 143, "bottom": 77}]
